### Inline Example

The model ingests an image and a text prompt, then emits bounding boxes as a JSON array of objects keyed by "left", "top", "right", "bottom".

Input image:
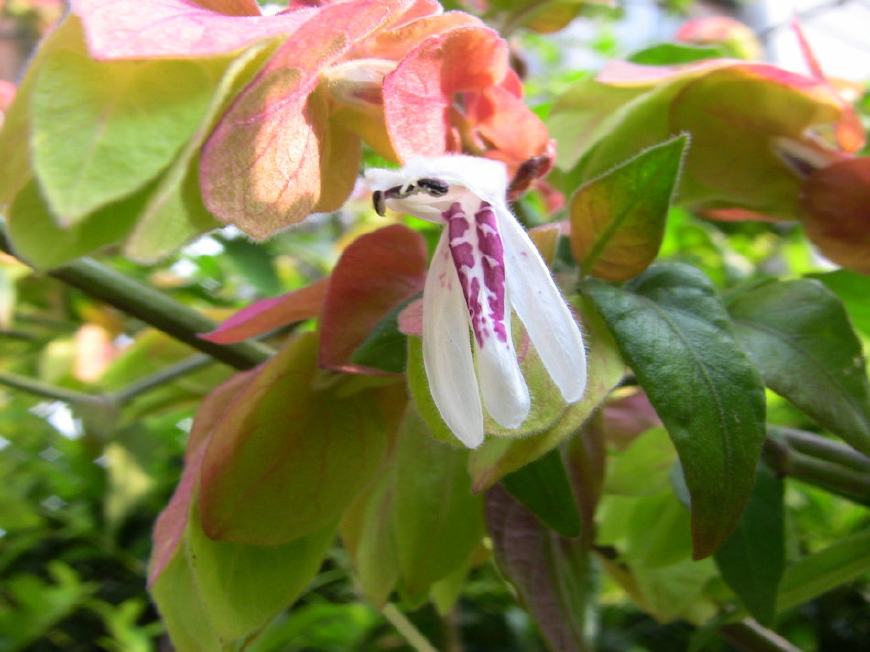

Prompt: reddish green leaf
[
  {"left": 340, "top": 465, "right": 399, "bottom": 606},
  {"left": 585, "top": 264, "right": 766, "bottom": 559},
  {"left": 200, "top": 278, "right": 329, "bottom": 345},
  {"left": 200, "top": 332, "right": 405, "bottom": 544},
  {"left": 320, "top": 225, "right": 427, "bottom": 373},
  {"left": 486, "top": 485, "right": 591, "bottom": 652},
  {"left": 801, "top": 157, "right": 870, "bottom": 274},
  {"left": 149, "top": 371, "right": 256, "bottom": 585},
  {"left": 570, "top": 134, "right": 688, "bottom": 281}
]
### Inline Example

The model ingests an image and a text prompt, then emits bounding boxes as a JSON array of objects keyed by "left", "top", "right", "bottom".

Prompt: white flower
[{"left": 365, "top": 155, "right": 587, "bottom": 448}]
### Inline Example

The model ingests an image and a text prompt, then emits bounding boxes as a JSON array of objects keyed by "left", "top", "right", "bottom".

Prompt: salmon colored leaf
[
  {"left": 320, "top": 224, "right": 428, "bottom": 373},
  {"left": 200, "top": 278, "right": 329, "bottom": 344},
  {"left": 200, "top": 1, "right": 394, "bottom": 238},
  {"left": 70, "top": 0, "right": 315, "bottom": 59},
  {"left": 383, "top": 25, "right": 508, "bottom": 159}
]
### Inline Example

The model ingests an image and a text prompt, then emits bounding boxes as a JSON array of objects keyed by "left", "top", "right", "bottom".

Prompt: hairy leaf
[{"left": 31, "top": 44, "right": 214, "bottom": 224}]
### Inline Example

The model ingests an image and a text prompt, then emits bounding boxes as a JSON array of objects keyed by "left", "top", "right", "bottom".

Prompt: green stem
[
  {"left": 0, "top": 371, "right": 100, "bottom": 405},
  {"left": 719, "top": 620, "right": 803, "bottom": 652},
  {"left": 110, "top": 354, "right": 214, "bottom": 404},
  {"left": 0, "top": 226, "right": 274, "bottom": 370},
  {"left": 382, "top": 604, "right": 438, "bottom": 652},
  {"left": 770, "top": 426, "right": 870, "bottom": 474},
  {"left": 763, "top": 438, "right": 870, "bottom": 505}
]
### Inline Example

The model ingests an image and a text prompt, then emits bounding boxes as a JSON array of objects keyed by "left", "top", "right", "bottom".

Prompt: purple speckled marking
[{"left": 443, "top": 201, "right": 508, "bottom": 348}]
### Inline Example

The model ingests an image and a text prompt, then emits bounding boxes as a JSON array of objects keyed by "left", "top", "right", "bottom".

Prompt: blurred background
[{"left": 1, "top": 1, "right": 868, "bottom": 651}]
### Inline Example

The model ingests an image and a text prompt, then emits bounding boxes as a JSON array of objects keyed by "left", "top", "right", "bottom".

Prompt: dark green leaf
[
  {"left": 585, "top": 263, "right": 766, "bottom": 559},
  {"left": 806, "top": 270, "right": 870, "bottom": 339},
  {"left": 351, "top": 298, "right": 414, "bottom": 374},
  {"left": 727, "top": 278, "right": 870, "bottom": 456},
  {"left": 714, "top": 465, "right": 784, "bottom": 624},
  {"left": 502, "top": 448, "right": 582, "bottom": 538}
]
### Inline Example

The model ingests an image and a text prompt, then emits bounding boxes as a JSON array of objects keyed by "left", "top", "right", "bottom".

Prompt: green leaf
[
  {"left": 340, "top": 467, "right": 400, "bottom": 606},
  {"left": 151, "top": 508, "right": 336, "bottom": 651},
  {"left": 351, "top": 298, "right": 413, "bottom": 374},
  {"left": 393, "top": 407, "right": 484, "bottom": 604},
  {"left": 200, "top": 333, "right": 403, "bottom": 545},
  {"left": 726, "top": 279, "right": 870, "bottom": 456},
  {"left": 570, "top": 134, "right": 688, "bottom": 281},
  {"left": 628, "top": 43, "right": 726, "bottom": 65},
  {"left": 486, "top": 485, "right": 591, "bottom": 652},
  {"left": 807, "top": 270, "right": 870, "bottom": 340},
  {"left": 585, "top": 263, "right": 767, "bottom": 559},
  {"left": 7, "top": 179, "right": 147, "bottom": 270},
  {"left": 0, "top": 18, "right": 84, "bottom": 209},
  {"left": 778, "top": 527, "right": 870, "bottom": 613},
  {"left": 123, "top": 45, "right": 273, "bottom": 262},
  {"left": 604, "top": 426, "right": 676, "bottom": 497},
  {"left": 30, "top": 37, "right": 214, "bottom": 224},
  {"left": 502, "top": 448, "right": 582, "bottom": 537},
  {"left": 714, "top": 465, "right": 784, "bottom": 624}
]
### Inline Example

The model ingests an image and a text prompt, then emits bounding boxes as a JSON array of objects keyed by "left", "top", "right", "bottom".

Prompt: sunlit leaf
[
  {"left": 570, "top": 134, "right": 688, "bottom": 280},
  {"left": 31, "top": 37, "right": 214, "bottom": 224}
]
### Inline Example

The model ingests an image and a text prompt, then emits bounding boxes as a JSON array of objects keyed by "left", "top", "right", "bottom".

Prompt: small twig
[
  {"left": 382, "top": 604, "right": 438, "bottom": 652},
  {"left": 109, "top": 354, "right": 215, "bottom": 404},
  {"left": 0, "top": 225, "right": 274, "bottom": 370},
  {"left": 720, "top": 620, "right": 803, "bottom": 652},
  {"left": 0, "top": 371, "right": 101, "bottom": 405}
]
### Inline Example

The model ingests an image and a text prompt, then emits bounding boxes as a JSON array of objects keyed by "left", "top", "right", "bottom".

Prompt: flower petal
[
  {"left": 444, "top": 199, "right": 529, "bottom": 428},
  {"left": 423, "top": 232, "right": 484, "bottom": 448},
  {"left": 498, "top": 203, "right": 587, "bottom": 403}
]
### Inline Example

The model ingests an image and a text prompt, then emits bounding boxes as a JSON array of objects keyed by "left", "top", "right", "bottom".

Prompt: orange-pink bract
[{"left": 71, "top": 0, "right": 551, "bottom": 239}]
